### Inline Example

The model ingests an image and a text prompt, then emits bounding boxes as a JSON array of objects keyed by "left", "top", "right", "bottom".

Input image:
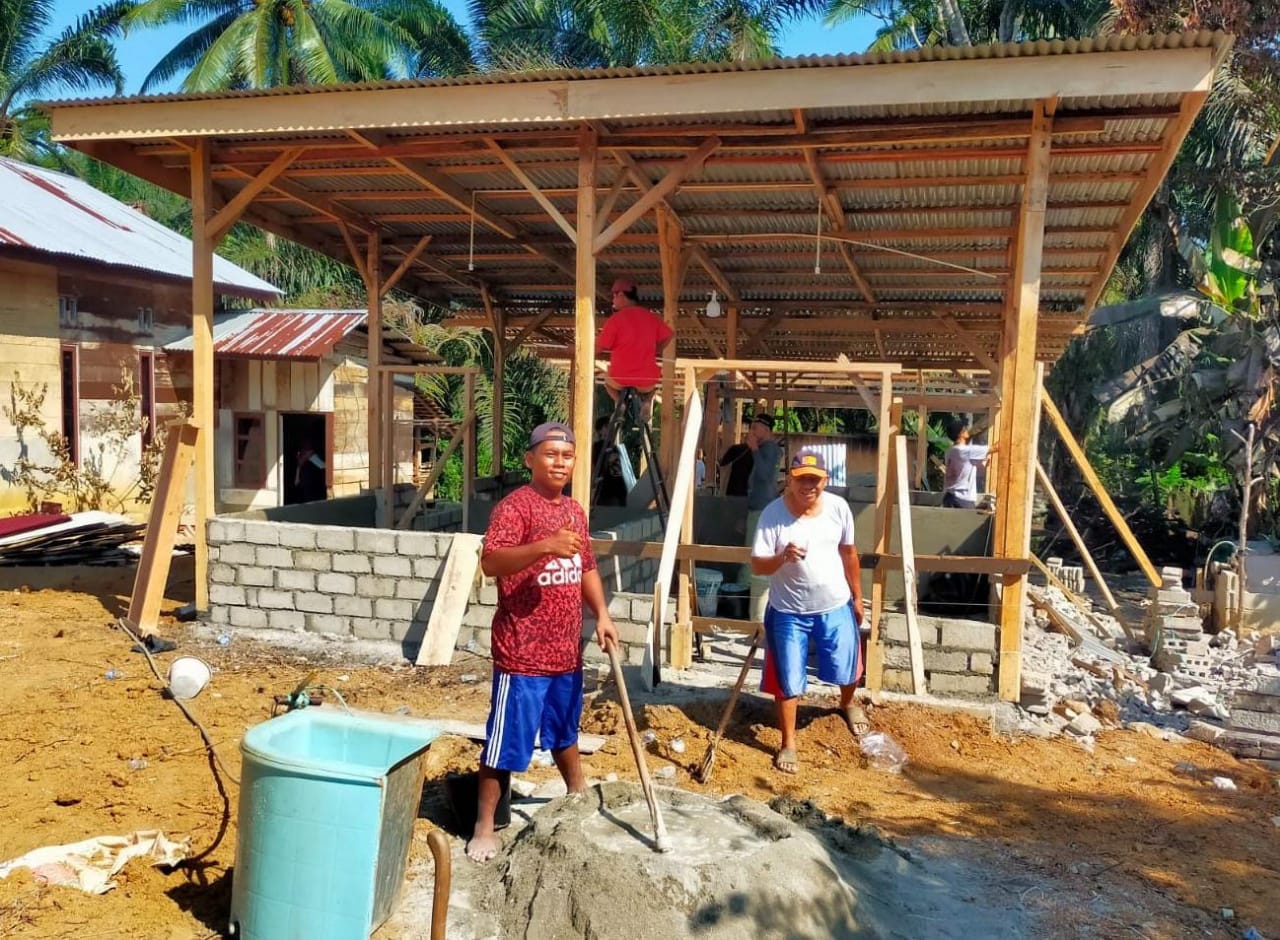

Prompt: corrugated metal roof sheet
[
  {"left": 0, "top": 159, "right": 279, "bottom": 299},
  {"left": 165, "top": 308, "right": 365, "bottom": 358}
]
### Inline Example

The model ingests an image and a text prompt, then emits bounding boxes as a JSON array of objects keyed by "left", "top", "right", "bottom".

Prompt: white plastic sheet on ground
[{"left": 0, "top": 830, "right": 189, "bottom": 894}]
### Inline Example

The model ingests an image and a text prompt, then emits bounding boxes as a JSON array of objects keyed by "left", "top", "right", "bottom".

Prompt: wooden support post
[
  {"left": 865, "top": 382, "right": 899, "bottom": 694},
  {"left": 672, "top": 366, "right": 698, "bottom": 670},
  {"left": 380, "top": 368, "right": 394, "bottom": 527},
  {"left": 1034, "top": 461, "right": 1122, "bottom": 616},
  {"left": 485, "top": 297, "right": 506, "bottom": 480},
  {"left": 571, "top": 128, "right": 597, "bottom": 511},
  {"left": 127, "top": 422, "right": 199, "bottom": 633},
  {"left": 190, "top": 139, "right": 215, "bottom": 612},
  {"left": 363, "top": 230, "right": 384, "bottom": 491},
  {"left": 996, "top": 100, "right": 1053, "bottom": 702},
  {"left": 914, "top": 403, "right": 929, "bottom": 489},
  {"left": 657, "top": 203, "right": 683, "bottom": 482},
  {"left": 1041, "top": 394, "right": 1161, "bottom": 587},
  {"left": 894, "top": 432, "right": 927, "bottom": 694},
  {"left": 463, "top": 371, "right": 476, "bottom": 533}
]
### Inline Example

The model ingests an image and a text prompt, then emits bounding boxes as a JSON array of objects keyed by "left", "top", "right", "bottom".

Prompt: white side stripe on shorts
[{"left": 485, "top": 672, "right": 511, "bottom": 765}]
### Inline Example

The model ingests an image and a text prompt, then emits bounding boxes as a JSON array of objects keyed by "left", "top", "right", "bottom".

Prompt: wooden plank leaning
[
  {"left": 644, "top": 383, "right": 703, "bottom": 690},
  {"left": 893, "top": 434, "right": 927, "bottom": 694},
  {"left": 415, "top": 533, "right": 484, "bottom": 666},
  {"left": 127, "top": 422, "right": 199, "bottom": 633}
]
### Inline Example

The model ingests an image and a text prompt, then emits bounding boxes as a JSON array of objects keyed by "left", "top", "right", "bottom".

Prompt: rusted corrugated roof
[
  {"left": 0, "top": 158, "right": 279, "bottom": 299},
  {"left": 166, "top": 308, "right": 365, "bottom": 358}
]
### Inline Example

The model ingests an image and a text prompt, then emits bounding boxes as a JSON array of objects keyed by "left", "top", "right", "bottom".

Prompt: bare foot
[
  {"left": 773, "top": 747, "right": 799, "bottom": 775},
  {"left": 466, "top": 830, "right": 499, "bottom": 863},
  {"left": 844, "top": 704, "right": 870, "bottom": 738}
]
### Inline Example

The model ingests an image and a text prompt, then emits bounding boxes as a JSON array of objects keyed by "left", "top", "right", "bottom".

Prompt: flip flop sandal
[{"left": 773, "top": 747, "right": 799, "bottom": 775}]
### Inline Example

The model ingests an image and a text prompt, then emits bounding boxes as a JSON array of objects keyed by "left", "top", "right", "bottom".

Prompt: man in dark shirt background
[{"left": 718, "top": 425, "right": 753, "bottom": 497}]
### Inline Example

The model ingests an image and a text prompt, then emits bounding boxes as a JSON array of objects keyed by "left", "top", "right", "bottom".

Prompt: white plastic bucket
[
  {"left": 694, "top": 567, "right": 724, "bottom": 618},
  {"left": 168, "top": 657, "right": 212, "bottom": 701}
]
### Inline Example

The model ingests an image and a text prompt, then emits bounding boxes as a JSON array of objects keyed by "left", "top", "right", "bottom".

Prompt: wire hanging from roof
[{"left": 691, "top": 232, "right": 1000, "bottom": 280}]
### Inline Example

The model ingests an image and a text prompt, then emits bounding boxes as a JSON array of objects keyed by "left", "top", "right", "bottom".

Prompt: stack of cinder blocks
[{"left": 1146, "top": 566, "right": 1205, "bottom": 660}]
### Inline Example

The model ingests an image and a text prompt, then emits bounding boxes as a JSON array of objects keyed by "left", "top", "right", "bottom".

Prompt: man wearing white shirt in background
[
  {"left": 751, "top": 448, "right": 865, "bottom": 776},
  {"left": 943, "top": 420, "right": 993, "bottom": 509}
]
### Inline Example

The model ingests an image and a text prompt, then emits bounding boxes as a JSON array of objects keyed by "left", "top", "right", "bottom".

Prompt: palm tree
[
  {"left": 124, "top": 0, "right": 473, "bottom": 92},
  {"left": 0, "top": 0, "right": 129, "bottom": 160}
]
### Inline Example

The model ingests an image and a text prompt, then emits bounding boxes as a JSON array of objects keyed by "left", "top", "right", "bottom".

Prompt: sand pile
[{"left": 466, "top": 782, "right": 1032, "bottom": 940}]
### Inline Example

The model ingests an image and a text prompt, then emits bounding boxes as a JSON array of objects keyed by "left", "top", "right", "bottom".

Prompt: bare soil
[{"left": 0, "top": 560, "right": 1277, "bottom": 939}]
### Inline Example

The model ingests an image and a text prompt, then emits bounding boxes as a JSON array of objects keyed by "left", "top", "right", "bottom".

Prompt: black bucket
[
  {"left": 718, "top": 582, "right": 749, "bottom": 620},
  {"left": 444, "top": 771, "right": 512, "bottom": 835}
]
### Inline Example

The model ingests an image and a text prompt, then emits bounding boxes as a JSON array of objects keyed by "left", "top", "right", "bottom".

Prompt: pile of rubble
[{"left": 1017, "top": 565, "right": 1280, "bottom": 767}]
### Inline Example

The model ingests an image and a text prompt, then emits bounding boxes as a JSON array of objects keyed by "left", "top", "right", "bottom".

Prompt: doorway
[{"left": 281, "top": 412, "right": 330, "bottom": 505}]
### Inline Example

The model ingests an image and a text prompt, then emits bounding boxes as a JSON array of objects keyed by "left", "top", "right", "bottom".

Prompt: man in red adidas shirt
[
  {"left": 597, "top": 278, "right": 674, "bottom": 422},
  {"left": 467, "top": 422, "right": 619, "bottom": 863}
]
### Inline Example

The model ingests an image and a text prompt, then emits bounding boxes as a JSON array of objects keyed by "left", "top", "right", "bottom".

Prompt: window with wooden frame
[
  {"left": 60, "top": 345, "right": 79, "bottom": 465},
  {"left": 139, "top": 352, "right": 156, "bottom": 448},
  {"left": 233, "top": 413, "right": 266, "bottom": 488}
]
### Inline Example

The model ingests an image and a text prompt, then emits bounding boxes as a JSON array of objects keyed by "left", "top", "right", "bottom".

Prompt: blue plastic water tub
[{"left": 229, "top": 708, "right": 439, "bottom": 940}]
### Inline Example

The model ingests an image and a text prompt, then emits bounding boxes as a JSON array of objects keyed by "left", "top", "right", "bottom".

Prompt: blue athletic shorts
[
  {"left": 480, "top": 669, "right": 584, "bottom": 772},
  {"left": 762, "top": 603, "right": 859, "bottom": 699}
]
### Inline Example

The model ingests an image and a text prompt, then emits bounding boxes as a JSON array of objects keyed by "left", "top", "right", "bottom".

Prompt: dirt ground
[{"left": 1, "top": 560, "right": 1278, "bottom": 940}]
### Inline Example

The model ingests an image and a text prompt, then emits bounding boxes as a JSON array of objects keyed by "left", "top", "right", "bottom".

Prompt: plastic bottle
[
  {"left": 859, "top": 731, "right": 908, "bottom": 773},
  {"left": 104, "top": 668, "right": 122, "bottom": 680},
  {"left": 216, "top": 632, "right": 232, "bottom": 647}
]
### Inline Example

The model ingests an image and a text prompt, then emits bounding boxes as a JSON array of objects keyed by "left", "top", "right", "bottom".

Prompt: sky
[{"left": 47, "top": 1, "right": 879, "bottom": 96}]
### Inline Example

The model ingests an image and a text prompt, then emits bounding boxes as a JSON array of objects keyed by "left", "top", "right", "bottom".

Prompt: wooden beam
[
  {"left": 687, "top": 244, "right": 739, "bottom": 303},
  {"left": 339, "top": 222, "right": 368, "bottom": 284},
  {"left": 365, "top": 230, "right": 384, "bottom": 492},
  {"left": 595, "top": 166, "right": 629, "bottom": 232},
  {"left": 894, "top": 432, "right": 927, "bottom": 694},
  {"left": 866, "top": 382, "right": 897, "bottom": 694},
  {"left": 206, "top": 146, "right": 303, "bottom": 244},
  {"left": 380, "top": 235, "right": 432, "bottom": 298},
  {"left": 48, "top": 46, "right": 1217, "bottom": 140},
  {"left": 1041, "top": 394, "right": 1161, "bottom": 587},
  {"left": 996, "top": 100, "right": 1053, "bottom": 702},
  {"left": 594, "top": 136, "right": 720, "bottom": 253},
  {"left": 671, "top": 366, "right": 699, "bottom": 670},
  {"left": 914, "top": 401, "right": 929, "bottom": 489},
  {"left": 463, "top": 371, "right": 476, "bottom": 533},
  {"left": 190, "top": 138, "right": 214, "bottom": 612},
  {"left": 657, "top": 203, "right": 684, "bottom": 479},
  {"left": 127, "top": 422, "right": 199, "bottom": 633},
  {"left": 487, "top": 138, "right": 578, "bottom": 243},
  {"left": 571, "top": 128, "right": 598, "bottom": 510},
  {"left": 938, "top": 314, "right": 1000, "bottom": 375},
  {"left": 484, "top": 290, "right": 506, "bottom": 478}
]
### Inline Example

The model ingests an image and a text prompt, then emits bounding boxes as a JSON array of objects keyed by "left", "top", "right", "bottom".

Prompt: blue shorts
[
  {"left": 762, "top": 603, "right": 859, "bottom": 699},
  {"left": 480, "top": 669, "right": 584, "bottom": 772}
]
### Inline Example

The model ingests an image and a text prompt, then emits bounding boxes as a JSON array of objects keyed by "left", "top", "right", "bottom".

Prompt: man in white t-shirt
[
  {"left": 751, "top": 448, "right": 866, "bottom": 776},
  {"left": 943, "top": 421, "right": 992, "bottom": 509}
]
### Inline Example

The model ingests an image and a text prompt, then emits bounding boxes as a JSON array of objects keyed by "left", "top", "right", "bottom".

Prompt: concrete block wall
[
  {"left": 878, "top": 613, "right": 997, "bottom": 698},
  {"left": 592, "top": 513, "right": 663, "bottom": 594},
  {"left": 206, "top": 510, "right": 672, "bottom": 667},
  {"left": 382, "top": 484, "right": 464, "bottom": 532}
]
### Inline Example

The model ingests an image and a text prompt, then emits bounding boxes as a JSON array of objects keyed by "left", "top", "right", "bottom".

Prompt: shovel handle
[{"left": 606, "top": 639, "right": 668, "bottom": 848}]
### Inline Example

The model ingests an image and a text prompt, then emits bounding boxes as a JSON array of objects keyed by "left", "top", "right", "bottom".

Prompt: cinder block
[
  {"left": 208, "top": 605, "right": 230, "bottom": 625},
  {"left": 210, "top": 564, "right": 236, "bottom": 584},
  {"left": 315, "top": 527, "right": 356, "bottom": 551},
  {"left": 237, "top": 566, "right": 275, "bottom": 588},
  {"left": 255, "top": 546, "right": 293, "bottom": 568},
  {"left": 413, "top": 557, "right": 442, "bottom": 579},
  {"left": 350, "top": 617, "right": 391, "bottom": 641},
  {"left": 928, "top": 672, "right": 994, "bottom": 697},
  {"left": 333, "top": 554, "right": 372, "bottom": 574},
  {"left": 479, "top": 584, "right": 499, "bottom": 606},
  {"left": 469, "top": 627, "right": 492, "bottom": 654},
  {"left": 940, "top": 621, "right": 997, "bottom": 652},
  {"left": 397, "top": 531, "right": 437, "bottom": 557},
  {"left": 394, "top": 579, "right": 432, "bottom": 601},
  {"left": 276, "top": 569, "right": 315, "bottom": 592},
  {"left": 293, "top": 551, "right": 332, "bottom": 572},
  {"left": 374, "top": 598, "right": 415, "bottom": 621},
  {"left": 629, "top": 597, "right": 654, "bottom": 624},
  {"left": 317, "top": 572, "right": 356, "bottom": 595},
  {"left": 218, "top": 543, "right": 257, "bottom": 566},
  {"left": 335, "top": 595, "right": 373, "bottom": 618},
  {"left": 925, "top": 650, "right": 970, "bottom": 673},
  {"left": 229, "top": 607, "right": 268, "bottom": 629},
  {"left": 464, "top": 604, "right": 495, "bottom": 628},
  {"left": 279, "top": 527, "right": 318, "bottom": 550},
  {"left": 209, "top": 584, "right": 246, "bottom": 606},
  {"left": 969, "top": 652, "right": 995, "bottom": 675},
  {"left": 304, "top": 613, "right": 349, "bottom": 636},
  {"left": 880, "top": 668, "right": 915, "bottom": 693},
  {"left": 356, "top": 575, "right": 397, "bottom": 598},
  {"left": 242, "top": 521, "right": 281, "bottom": 546},
  {"left": 615, "top": 619, "right": 649, "bottom": 646},
  {"left": 356, "top": 529, "right": 398, "bottom": 554},
  {"left": 296, "top": 592, "right": 334, "bottom": 614},
  {"left": 257, "top": 589, "right": 295, "bottom": 610},
  {"left": 373, "top": 555, "right": 413, "bottom": 578},
  {"left": 607, "top": 595, "right": 631, "bottom": 618},
  {"left": 208, "top": 519, "right": 243, "bottom": 544},
  {"left": 243, "top": 587, "right": 258, "bottom": 608},
  {"left": 268, "top": 609, "right": 304, "bottom": 631},
  {"left": 1230, "top": 710, "right": 1280, "bottom": 735}
]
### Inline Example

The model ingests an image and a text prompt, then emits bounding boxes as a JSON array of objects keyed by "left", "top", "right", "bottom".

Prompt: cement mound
[{"left": 471, "top": 782, "right": 1030, "bottom": 940}]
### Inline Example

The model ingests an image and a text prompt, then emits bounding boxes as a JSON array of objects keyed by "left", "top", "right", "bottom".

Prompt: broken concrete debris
[{"left": 1017, "top": 565, "right": 1280, "bottom": 765}]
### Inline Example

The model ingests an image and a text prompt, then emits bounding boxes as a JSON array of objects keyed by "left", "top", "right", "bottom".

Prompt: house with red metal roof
[{"left": 0, "top": 159, "right": 446, "bottom": 514}]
